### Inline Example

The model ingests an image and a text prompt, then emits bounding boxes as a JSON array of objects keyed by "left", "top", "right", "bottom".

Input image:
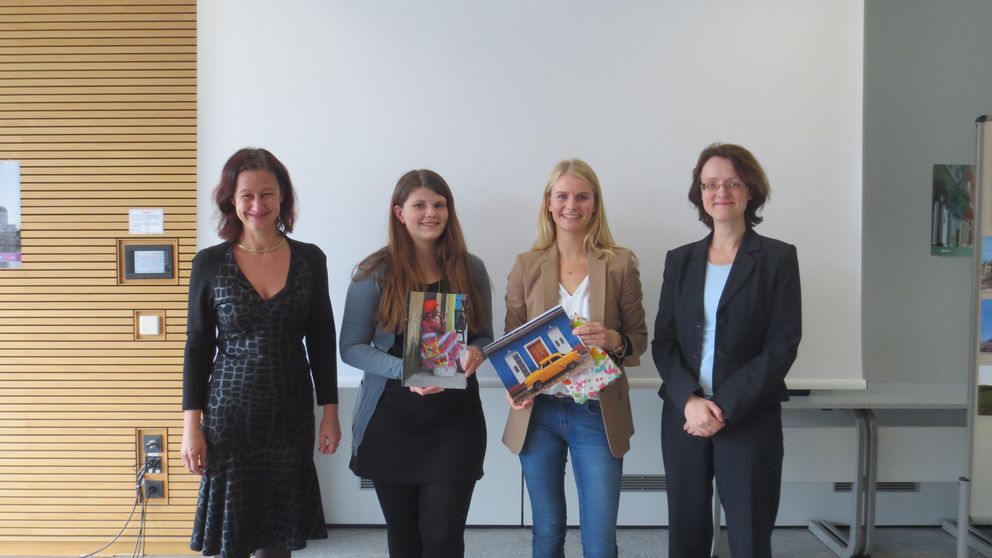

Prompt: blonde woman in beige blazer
[{"left": 502, "top": 159, "right": 647, "bottom": 558}]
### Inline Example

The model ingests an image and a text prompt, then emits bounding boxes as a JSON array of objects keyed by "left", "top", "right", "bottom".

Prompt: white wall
[{"left": 197, "top": 0, "right": 865, "bottom": 388}]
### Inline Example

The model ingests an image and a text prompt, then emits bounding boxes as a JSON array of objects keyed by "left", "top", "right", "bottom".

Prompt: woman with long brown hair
[{"left": 340, "top": 169, "right": 493, "bottom": 558}]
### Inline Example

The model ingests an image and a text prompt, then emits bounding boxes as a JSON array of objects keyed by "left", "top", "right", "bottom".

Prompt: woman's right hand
[
  {"left": 181, "top": 422, "right": 208, "bottom": 476},
  {"left": 505, "top": 390, "right": 533, "bottom": 411},
  {"left": 683, "top": 395, "right": 725, "bottom": 437}
]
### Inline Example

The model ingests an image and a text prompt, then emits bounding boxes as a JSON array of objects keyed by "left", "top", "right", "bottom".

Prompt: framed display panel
[
  {"left": 973, "top": 117, "right": 992, "bottom": 522},
  {"left": 116, "top": 238, "right": 179, "bottom": 286},
  {"left": 950, "top": 116, "right": 992, "bottom": 558}
]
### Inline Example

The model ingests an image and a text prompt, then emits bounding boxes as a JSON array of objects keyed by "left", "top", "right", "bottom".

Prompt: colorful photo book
[
  {"left": 402, "top": 291, "right": 469, "bottom": 389},
  {"left": 484, "top": 305, "right": 622, "bottom": 405}
]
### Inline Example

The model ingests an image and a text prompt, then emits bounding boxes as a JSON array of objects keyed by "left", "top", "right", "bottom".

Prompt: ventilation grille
[
  {"left": 360, "top": 478, "right": 375, "bottom": 489},
  {"left": 833, "top": 481, "right": 920, "bottom": 493},
  {"left": 620, "top": 474, "right": 667, "bottom": 492}
]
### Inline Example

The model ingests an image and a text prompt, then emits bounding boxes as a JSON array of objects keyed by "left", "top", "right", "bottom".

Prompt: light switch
[{"left": 138, "top": 314, "right": 161, "bottom": 336}]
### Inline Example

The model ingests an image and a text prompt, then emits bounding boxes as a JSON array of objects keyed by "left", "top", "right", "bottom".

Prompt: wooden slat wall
[{"left": 0, "top": 1, "right": 196, "bottom": 555}]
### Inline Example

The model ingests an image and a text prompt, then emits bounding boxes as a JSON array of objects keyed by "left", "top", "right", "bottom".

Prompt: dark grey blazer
[{"left": 651, "top": 228, "right": 802, "bottom": 425}]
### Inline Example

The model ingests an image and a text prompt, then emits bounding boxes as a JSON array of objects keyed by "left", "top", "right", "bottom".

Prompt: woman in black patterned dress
[{"left": 181, "top": 148, "right": 340, "bottom": 558}]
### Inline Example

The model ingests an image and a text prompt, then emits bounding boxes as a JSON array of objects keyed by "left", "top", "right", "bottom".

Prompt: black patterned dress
[{"left": 182, "top": 240, "right": 337, "bottom": 558}]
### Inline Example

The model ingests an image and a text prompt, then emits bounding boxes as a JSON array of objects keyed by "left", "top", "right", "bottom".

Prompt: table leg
[{"left": 808, "top": 409, "right": 877, "bottom": 558}]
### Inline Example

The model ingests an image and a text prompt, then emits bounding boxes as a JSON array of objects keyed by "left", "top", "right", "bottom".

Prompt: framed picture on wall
[
  {"left": 0, "top": 161, "right": 21, "bottom": 269},
  {"left": 980, "top": 300, "right": 992, "bottom": 354},
  {"left": 930, "top": 163, "right": 976, "bottom": 256},
  {"left": 979, "top": 366, "right": 992, "bottom": 416},
  {"left": 982, "top": 237, "right": 992, "bottom": 293}
]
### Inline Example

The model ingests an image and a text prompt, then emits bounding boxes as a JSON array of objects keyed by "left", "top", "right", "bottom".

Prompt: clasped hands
[
  {"left": 683, "top": 395, "right": 725, "bottom": 437},
  {"left": 409, "top": 346, "right": 485, "bottom": 396}
]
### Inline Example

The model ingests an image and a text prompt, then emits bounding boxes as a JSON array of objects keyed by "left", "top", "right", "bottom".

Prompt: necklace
[
  {"left": 563, "top": 258, "right": 587, "bottom": 276},
  {"left": 237, "top": 236, "right": 286, "bottom": 254}
]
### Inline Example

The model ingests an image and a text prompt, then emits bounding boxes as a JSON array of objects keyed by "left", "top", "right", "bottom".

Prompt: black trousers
[
  {"left": 661, "top": 400, "right": 783, "bottom": 558},
  {"left": 373, "top": 481, "right": 476, "bottom": 558}
]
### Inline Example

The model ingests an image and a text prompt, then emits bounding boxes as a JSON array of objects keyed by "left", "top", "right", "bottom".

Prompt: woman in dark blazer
[
  {"left": 652, "top": 143, "right": 801, "bottom": 558},
  {"left": 503, "top": 159, "right": 647, "bottom": 558}
]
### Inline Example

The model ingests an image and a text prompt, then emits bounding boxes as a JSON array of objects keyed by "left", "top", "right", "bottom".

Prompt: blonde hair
[{"left": 532, "top": 159, "right": 618, "bottom": 258}]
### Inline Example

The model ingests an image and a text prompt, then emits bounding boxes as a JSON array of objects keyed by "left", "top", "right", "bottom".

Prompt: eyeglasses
[{"left": 700, "top": 179, "right": 746, "bottom": 193}]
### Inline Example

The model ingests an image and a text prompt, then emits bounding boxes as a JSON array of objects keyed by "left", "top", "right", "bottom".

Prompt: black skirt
[{"left": 350, "top": 374, "right": 486, "bottom": 483}]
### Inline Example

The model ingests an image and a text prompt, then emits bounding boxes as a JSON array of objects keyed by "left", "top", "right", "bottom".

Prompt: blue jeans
[{"left": 519, "top": 395, "right": 623, "bottom": 558}]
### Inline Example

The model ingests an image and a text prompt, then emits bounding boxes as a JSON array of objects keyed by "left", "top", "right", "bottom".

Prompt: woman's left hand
[
  {"left": 572, "top": 321, "right": 621, "bottom": 350},
  {"left": 318, "top": 404, "right": 341, "bottom": 454},
  {"left": 460, "top": 346, "right": 486, "bottom": 377}
]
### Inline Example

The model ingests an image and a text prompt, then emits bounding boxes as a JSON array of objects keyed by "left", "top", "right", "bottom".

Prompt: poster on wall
[
  {"left": 981, "top": 300, "right": 992, "bottom": 353},
  {"left": 0, "top": 161, "right": 21, "bottom": 269},
  {"left": 930, "top": 163, "right": 976, "bottom": 256},
  {"left": 979, "top": 366, "right": 992, "bottom": 416},
  {"left": 982, "top": 237, "right": 992, "bottom": 294}
]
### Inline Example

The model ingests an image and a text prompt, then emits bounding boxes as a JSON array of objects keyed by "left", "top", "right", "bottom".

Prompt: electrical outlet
[
  {"left": 145, "top": 456, "right": 162, "bottom": 474},
  {"left": 143, "top": 479, "right": 164, "bottom": 500},
  {"left": 142, "top": 434, "right": 163, "bottom": 473},
  {"left": 143, "top": 434, "right": 163, "bottom": 455},
  {"left": 136, "top": 430, "right": 167, "bottom": 484}
]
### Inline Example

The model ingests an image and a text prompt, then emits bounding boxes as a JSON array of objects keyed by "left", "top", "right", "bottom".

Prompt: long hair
[
  {"left": 688, "top": 143, "right": 770, "bottom": 229},
  {"left": 213, "top": 147, "right": 297, "bottom": 241},
  {"left": 354, "top": 170, "right": 485, "bottom": 334},
  {"left": 532, "top": 159, "right": 618, "bottom": 258}
]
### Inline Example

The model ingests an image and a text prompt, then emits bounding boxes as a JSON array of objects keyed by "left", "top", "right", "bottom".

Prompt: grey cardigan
[{"left": 340, "top": 254, "right": 494, "bottom": 456}]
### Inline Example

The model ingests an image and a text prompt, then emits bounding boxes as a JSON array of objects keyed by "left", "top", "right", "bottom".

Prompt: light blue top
[
  {"left": 700, "top": 262, "right": 732, "bottom": 396},
  {"left": 339, "top": 254, "right": 494, "bottom": 456}
]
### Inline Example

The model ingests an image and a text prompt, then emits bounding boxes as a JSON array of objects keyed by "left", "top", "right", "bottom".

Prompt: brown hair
[
  {"left": 533, "top": 159, "right": 619, "bottom": 258},
  {"left": 354, "top": 170, "right": 485, "bottom": 334},
  {"left": 213, "top": 148, "right": 297, "bottom": 241},
  {"left": 688, "top": 143, "right": 770, "bottom": 229}
]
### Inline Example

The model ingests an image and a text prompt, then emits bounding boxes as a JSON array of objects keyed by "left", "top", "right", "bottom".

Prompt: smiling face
[
  {"left": 547, "top": 173, "right": 596, "bottom": 236},
  {"left": 393, "top": 186, "right": 449, "bottom": 248},
  {"left": 700, "top": 156, "right": 751, "bottom": 227},
  {"left": 234, "top": 169, "right": 282, "bottom": 235}
]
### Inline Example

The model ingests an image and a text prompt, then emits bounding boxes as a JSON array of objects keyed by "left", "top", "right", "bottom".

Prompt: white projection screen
[{"left": 198, "top": 0, "right": 865, "bottom": 389}]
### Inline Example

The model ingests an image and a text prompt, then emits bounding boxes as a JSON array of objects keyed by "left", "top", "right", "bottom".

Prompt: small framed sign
[{"left": 117, "top": 238, "right": 179, "bottom": 285}]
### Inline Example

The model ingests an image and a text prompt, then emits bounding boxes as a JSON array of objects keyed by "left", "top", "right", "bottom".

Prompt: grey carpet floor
[{"left": 287, "top": 526, "right": 984, "bottom": 557}]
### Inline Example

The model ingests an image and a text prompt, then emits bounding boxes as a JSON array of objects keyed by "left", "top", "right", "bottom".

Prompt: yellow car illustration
[{"left": 525, "top": 351, "right": 581, "bottom": 390}]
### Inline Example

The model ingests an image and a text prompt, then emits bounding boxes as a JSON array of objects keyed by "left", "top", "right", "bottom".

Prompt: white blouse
[{"left": 547, "top": 276, "right": 591, "bottom": 397}]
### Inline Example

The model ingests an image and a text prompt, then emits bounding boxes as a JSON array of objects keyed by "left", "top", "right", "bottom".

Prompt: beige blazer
[{"left": 501, "top": 245, "right": 648, "bottom": 458}]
